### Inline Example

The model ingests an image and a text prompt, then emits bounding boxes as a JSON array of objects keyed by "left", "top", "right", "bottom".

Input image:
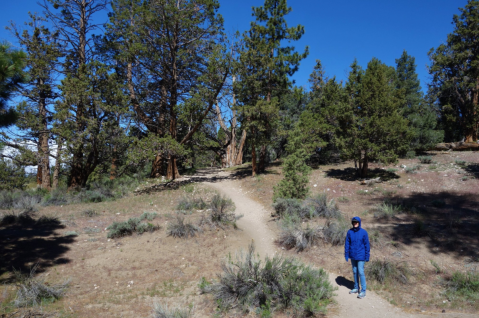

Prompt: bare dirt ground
[{"left": 1, "top": 151, "right": 478, "bottom": 317}]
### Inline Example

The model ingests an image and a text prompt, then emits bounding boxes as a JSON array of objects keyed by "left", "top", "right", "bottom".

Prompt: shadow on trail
[
  {"left": 335, "top": 276, "right": 354, "bottom": 289},
  {"left": 135, "top": 165, "right": 279, "bottom": 195},
  {"left": 325, "top": 167, "right": 399, "bottom": 182},
  {"left": 0, "top": 215, "right": 73, "bottom": 283},
  {"left": 367, "top": 191, "right": 479, "bottom": 260}
]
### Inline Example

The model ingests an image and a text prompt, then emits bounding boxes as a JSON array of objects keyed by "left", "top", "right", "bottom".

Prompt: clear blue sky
[{"left": 0, "top": 0, "right": 468, "bottom": 92}]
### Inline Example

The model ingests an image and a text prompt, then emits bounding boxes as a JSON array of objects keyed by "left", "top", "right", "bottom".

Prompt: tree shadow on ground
[
  {"left": 367, "top": 191, "right": 479, "bottom": 260},
  {"left": 464, "top": 163, "right": 479, "bottom": 179},
  {"left": 136, "top": 165, "right": 279, "bottom": 195},
  {"left": 335, "top": 276, "right": 354, "bottom": 289},
  {"left": 325, "top": 167, "right": 400, "bottom": 182},
  {"left": 0, "top": 215, "right": 74, "bottom": 283}
]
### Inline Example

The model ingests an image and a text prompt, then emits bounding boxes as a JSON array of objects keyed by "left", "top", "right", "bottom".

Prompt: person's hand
[{"left": 345, "top": 257, "right": 349, "bottom": 262}]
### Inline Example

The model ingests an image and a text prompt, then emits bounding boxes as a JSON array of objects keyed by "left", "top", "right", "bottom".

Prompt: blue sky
[{"left": 0, "top": 0, "right": 468, "bottom": 92}]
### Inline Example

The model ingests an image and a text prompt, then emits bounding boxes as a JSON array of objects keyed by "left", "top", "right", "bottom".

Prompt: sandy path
[{"left": 203, "top": 173, "right": 475, "bottom": 318}]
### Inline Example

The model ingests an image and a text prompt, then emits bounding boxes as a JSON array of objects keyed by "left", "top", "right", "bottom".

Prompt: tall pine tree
[
  {"left": 395, "top": 50, "right": 443, "bottom": 152},
  {"left": 428, "top": 0, "right": 479, "bottom": 142}
]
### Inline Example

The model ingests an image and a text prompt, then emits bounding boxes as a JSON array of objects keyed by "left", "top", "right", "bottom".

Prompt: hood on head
[{"left": 351, "top": 216, "right": 361, "bottom": 230}]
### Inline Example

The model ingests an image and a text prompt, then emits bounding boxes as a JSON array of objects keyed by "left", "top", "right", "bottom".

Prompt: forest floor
[{"left": 1, "top": 151, "right": 478, "bottom": 317}]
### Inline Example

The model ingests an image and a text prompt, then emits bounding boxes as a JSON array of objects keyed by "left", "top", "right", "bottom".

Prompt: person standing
[{"left": 344, "top": 216, "right": 370, "bottom": 299}]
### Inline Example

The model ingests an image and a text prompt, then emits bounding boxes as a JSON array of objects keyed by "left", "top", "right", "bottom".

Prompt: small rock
[{"left": 313, "top": 184, "right": 317, "bottom": 187}]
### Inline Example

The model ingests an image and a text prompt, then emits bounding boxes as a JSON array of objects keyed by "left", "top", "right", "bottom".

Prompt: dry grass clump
[
  {"left": 277, "top": 222, "right": 322, "bottom": 252},
  {"left": 13, "top": 265, "right": 69, "bottom": 307},
  {"left": 442, "top": 271, "right": 479, "bottom": 303},
  {"left": 202, "top": 243, "right": 333, "bottom": 316},
  {"left": 372, "top": 202, "right": 404, "bottom": 219},
  {"left": 106, "top": 213, "right": 160, "bottom": 238},
  {"left": 167, "top": 216, "right": 200, "bottom": 238},
  {"left": 418, "top": 156, "right": 433, "bottom": 164},
  {"left": 80, "top": 209, "right": 98, "bottom": 217},
  {"left": 0, "top": 212, "right": 59, "bottom": 227},
  {"left": 152, "top": 303, "right": 193, "bottom": 318},
  {"left": 366, "top": 259, "right": 410, "bottom": 286}
]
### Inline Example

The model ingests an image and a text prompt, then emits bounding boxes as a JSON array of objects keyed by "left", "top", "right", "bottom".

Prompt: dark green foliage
[
  {"left": 428, "top": 0, "right": 479, "bottom": 142},
  {"left": 366, "top": 260, "right": 410, "bottom": 285},
  {"left": 0, "top": 160, "right": 27, "bottom": 191},
  {"left": 107, "top": 215, "right": 159, "bottom": 238},
  {"left": 340, "top": 58, "right": 413, "bottom": 178},
  {"left": 443, "top": 271, "right": 479, "bottom": 302},
  {"left": 204, "top": 243, "right": 333, "bottom": 315},
  {"left": 167, "top": 216, "right": 200, "bottom": 238},
  {"left": 13, "top": 264, "right": 69, "bottom": 307},
  {"left": 395, "top": 51, "right": 443, "bottom": 151},
  {"left": 0, "top": 42, "right": 26, "bottom": 127},
  {"left": 273, "top": 129, "right": 311, "bottom": 200}
]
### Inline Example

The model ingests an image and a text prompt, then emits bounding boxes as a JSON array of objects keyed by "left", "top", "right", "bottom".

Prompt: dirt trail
[{"left": 203, "top": 171, "right": 476, "bottom": 318}]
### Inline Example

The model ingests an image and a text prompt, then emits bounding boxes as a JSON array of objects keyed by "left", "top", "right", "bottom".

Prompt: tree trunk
[
  {"left": 52, "top": 138, "right": 63, "bottom": 190},
  {"left": 235, "top": 130, "right": 246, "bottom": 165},
  {"left": 251, "top": 139, "right": 257, "bottom": 177},
  {"left": 110, "top": 144, "right": 117, "bottom": 180},
  {"left": 359, "top": 156, "right": 369, "bottom": 178},
  {"left": 166, "top": 155, "right": 180, "bottom": 180},
  {"left": 36, "top": 165, "right": 42, "bottom": 187},
  {"left": 150, "top": 154, "right": 165, "bottom": 178},
  {"left": 258, "top": 144, "right": 266, "bottom": 173},
  {"left": 39, "top": 83, "right": 51, "bottom": 190}
]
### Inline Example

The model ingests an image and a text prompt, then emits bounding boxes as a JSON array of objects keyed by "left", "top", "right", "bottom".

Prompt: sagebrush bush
[
  {"left": 81, "top": 209, "right": 98, "bottom": 217},
  {"left": 14, "top": 265, "right": 69, "bottom": 307},
  {"left": 176, "top": 196, "right": 207, "bottom": 212},
  {"left": 366, "top": 259, "right": 410, "bottom": 285},
  {"left": 372, "top": 202, "right": 403, "bottom": 219},
  {"left": 418, "top": 156, "right": 433, "bottom": 164},
  {"left": 277, "top": 221, "right": 322, "bottom": 252},
  {"left": 200, "top": 194, "right": 240, "bottom": 229},
  {"left": 273, "top": 194, "right": 341, "bottom": 220},
  {"left": 443, "top": 271, "right": 479, "bottom": 302},
  {"left": 0, "top": 211, "right": 60, "bottom": 227},
  {"left": 107, "top": 216, "right": 159, "bottom": 238},
  {"left": 405, "top": 165, "right": 420, "bottom": 173},
  {"left": 203, "top": 243, "right": 333, "bottom": 316},
  {"left": 152, "top": 303, "right": 193, "bottom": 318},
  {"left": 322, "top": 219, "right": 349, "bottom": 246},
  {"left": 167, "top": 216, "right": 200, "bottom": 238}
]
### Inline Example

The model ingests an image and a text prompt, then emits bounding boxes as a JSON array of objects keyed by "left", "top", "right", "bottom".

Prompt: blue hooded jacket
[{"left": 344, "top": 216, "right": 370, "bottom": 262}]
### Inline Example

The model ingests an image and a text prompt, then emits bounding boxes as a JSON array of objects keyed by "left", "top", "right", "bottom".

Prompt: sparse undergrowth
[
  {"left": 366, "top": 259, "right": 410, "bottom": 288},
  {"left": 442, "top": 271, "right": 479, "bottom": 304},
  {"left": 0, "top": 211, "right": 60, "bottom": 227},
  {"left": 107, "top": 212, "right": 160, "bottom": 238},
  {"left": 371, "top": 202, "right": 405, "bottom": 219},
  {"left": 152, "top": 302, "right": 193, "bottom": 318},
  {"left": 201, "top": 244, "right": 334, "bottom": 316},
  {"left": 13, "top": 265, "right": 69, "bottom": 308},
  {"left": 273, "top": 193, "right": 341, "bottom": 220},
  {"left": 167, "top": 216, "right": 200, "bottom": 238},
  {"left": 277, "top": 221, "right": 322, "bottom": 252},
  {"left": 199, "top": 194, "right": 241, "bottom": 229}
]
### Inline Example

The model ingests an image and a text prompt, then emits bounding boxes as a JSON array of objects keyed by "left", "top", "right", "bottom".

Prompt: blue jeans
[{"left": 351, "top": 260, "right": 366, "bottom": 293}]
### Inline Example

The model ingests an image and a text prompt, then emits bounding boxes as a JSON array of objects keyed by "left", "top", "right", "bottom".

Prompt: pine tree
[
  {"left": 235, "top": 0, "right": 308, "bottom": 176},
  {"left": 0, "top": 42, "right": 26, "bottom": 127},
  {"left": 273, "top": 127, "right": 311, "bottom": 200},
  {"left": 105, "top": 0, "right": 230, "bottom": 180},
  {"left": 395, "top": 50, "right": 443, "bottom": 151},
  {"left": 428, "top": 0, "right": 479, "bottom": 142},
  {"left": 341, "top": 58, "right": 412, "bottom": 178},
  {"left": 8, "top": 14, "right": 62, "bottom": 189}
]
